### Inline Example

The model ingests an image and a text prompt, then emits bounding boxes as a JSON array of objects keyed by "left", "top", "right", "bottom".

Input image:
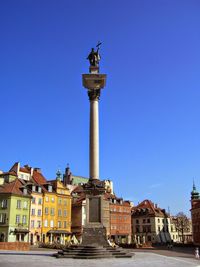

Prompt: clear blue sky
[{"left": 1, "top": 0, "right": 200, "bottom": 216}]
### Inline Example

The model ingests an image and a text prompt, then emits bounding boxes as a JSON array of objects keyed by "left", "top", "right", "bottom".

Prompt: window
[
  {"left": 58, "top": 221, "right": 62, "bottom": 228},
  {"left": 44, "top": 219, "right": 48, "bottom": 227},
  {"left": 45, "top": 196, "right": 49, "bottom": 202},
  {"left": 136, "top": 219, "right": 139, "bottom": 224},
  {"left": 58, "top": 209, "right": 62, "bottom": 217},
  {"left": 16, "top": 215, "right": 20, "bottom": 224},
  {"left": 32, "top": 197, "right": 36, "bottom": 204},
  {"left": 37, "top": 220, "right": 41, "bottom": 228},
  {"left": 58, "top": 198, "right": 62, "bottom": 205},
  {"left": 45, "top": 207, "right": 48, "bottom": 215},
  {"left": 31, "top": 209, "right": 35, "bottom": 216},
  {"left": 23, "top": 188, "right": 27, "bottom": 195},
  {"left": 22, "top": 215, "right": 27, "bottom": 224},
  {"left": 23, "top": 201, "right": 28, "bottom": 209},
  {"left": 16, "top": 200, "right": 21, "bottom": 209},
  {"left": 48, "top": 185, "right": 52, "bottom": 192},
  {"left": 158, "top": 218, "right": 160, "bottom": 223},
  {"left": 38, "top": 209, "right": 42, "bottom": 216},
  {"left": 50, "top": 220, "right": 54, "bottom": 227},
  {"left": 63, "top": 200, "right": 67, "bottom": 206},
  {"left": 31, "top": 220, "right": 34, "bottom": 228},
  {"left": 50, "top": 208, "right": 54, "bottom": 216},
  {"left": 38, "top": 198, "right": 42, "bottom": 205},
  {"left": 143, "top": 219, "right": 146, "bottom": 223},
  {"left": 32, "top": 185, "right": 36, "bottom": 192},
  {"left": 51, "top": 197, "right": 55, "bottom": 203},
  {"left": 158, "top": 226, "right": 161, "bottom": 231},
  {"left": 64, "top": 210, "right": 67, "bottom": 217},
  {"left": 38, "top": 187, "right": 42, "bottom": 193},
  {"left": 0, "top": 213, "right": 6, "bottom": 224},
  {"left": 63, "top": 221, "right": 67, "bottom": 228},
  {"left": 147, "top": 218, "right": 150, "bottom": 223},
  {"left": 1, "top": 199, "right": 7, "bottom": 208}
]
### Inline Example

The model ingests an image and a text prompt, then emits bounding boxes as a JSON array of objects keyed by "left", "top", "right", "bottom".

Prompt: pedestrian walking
[{"left": 195, "top": 247, "right": 199, "bottom": 259}]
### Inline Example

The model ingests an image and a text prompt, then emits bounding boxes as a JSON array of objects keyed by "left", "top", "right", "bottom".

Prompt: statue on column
[{"left": 87, "top": 42, "right": 102, "bottom": 67}]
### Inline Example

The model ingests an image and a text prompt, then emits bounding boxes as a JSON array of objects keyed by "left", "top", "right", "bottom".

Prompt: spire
[
  {"left": 191, "top": 179, "right": 199, "bottom": 200},
  {"left": 56, "top": 169, "right": 62, "bottom": 181},
  {"left": 63, "top": 163, "right": 72, "bottom": 186}
]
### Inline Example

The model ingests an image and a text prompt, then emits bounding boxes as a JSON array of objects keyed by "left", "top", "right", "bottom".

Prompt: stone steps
[{"left": 53, "top": 245, "right": 134, "bottom": 259}]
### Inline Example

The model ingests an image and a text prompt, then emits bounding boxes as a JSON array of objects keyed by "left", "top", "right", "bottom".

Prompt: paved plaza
[{"left": 0, "top": 250, "right": 200, "bottom": 267}]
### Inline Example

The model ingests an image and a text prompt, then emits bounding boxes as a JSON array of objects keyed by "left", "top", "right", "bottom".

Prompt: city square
[
  {"left": 0, "top": 0, "right": 200, "bottom": 265},
  {"left": 0, "top": 249, "right": 200, "bottom": 267}
]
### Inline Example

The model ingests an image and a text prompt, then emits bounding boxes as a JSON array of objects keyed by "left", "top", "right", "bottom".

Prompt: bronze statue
[{"left": 87, "top": 42, "right": 102, "bottom": 67}]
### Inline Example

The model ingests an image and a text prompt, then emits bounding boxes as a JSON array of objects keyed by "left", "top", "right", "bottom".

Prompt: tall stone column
[
  {"left": 88, "top": 89, "right": 100, "bottom": 180},
  {"left": 82, "top": 70, "right": 106, "bottom": 182},
  {"left": 82, "top": 47, "right": 107, "bottom": 247}
]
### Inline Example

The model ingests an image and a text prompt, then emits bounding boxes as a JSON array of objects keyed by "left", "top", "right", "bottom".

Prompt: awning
[
  {"left": 47, "top": 230, "right": 71, "bottom": 234},
  {"left": 14, "top": 228, "right": 29, "bottom": 233}
]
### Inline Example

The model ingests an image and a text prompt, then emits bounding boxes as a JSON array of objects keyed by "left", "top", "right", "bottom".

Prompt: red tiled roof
[
  {"left": 9, "top": 162, "right": 19, "bottom": 172},
  {"left": 72, "top": 185, "right": 84, "bottom": 194},
  {"left": 132, "top": 199, "right": 167, "bottom": 217},
  {"left": 0, "top": 179, "right": 28, "bottom": 196},
  {"left": 32, "top": 170, "right": 47, "bottom": 185}
]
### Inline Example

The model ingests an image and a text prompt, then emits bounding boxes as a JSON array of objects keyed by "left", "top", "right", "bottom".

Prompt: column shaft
[{"left": 89, "top": 99, "right": 99, "bottom": 180}]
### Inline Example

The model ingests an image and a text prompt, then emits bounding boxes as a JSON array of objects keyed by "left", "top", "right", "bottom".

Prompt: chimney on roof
[
  {"left": 24, "top": 164, "right": 33, "bottom": 176},
  {"left": 17, "top": 162, "right": 20, "bottom": 175},
  {"left": 34, "top": 168, "right": 41, "bottom": 173},
  {"left": 24, "top": 164, "right": 30, "bottom": 168}
]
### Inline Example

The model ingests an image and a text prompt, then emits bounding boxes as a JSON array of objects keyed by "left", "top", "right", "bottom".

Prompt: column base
[{"left": 81, "top": 226, "right": 108, "bottom": 247}]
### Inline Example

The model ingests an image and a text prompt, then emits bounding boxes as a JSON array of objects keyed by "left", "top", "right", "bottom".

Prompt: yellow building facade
[
  {"left": 41, "top": 179, "right": 71, "bottom": 244},
  {"left": 29, "top": 185, "right": 43, "bottom": 245}
]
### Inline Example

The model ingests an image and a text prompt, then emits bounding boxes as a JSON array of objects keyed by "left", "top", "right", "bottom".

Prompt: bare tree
[{"left": 175, "top": 212, "right": 190, "bottom": 243}]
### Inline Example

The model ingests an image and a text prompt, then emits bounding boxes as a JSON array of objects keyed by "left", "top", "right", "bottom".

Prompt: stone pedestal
[
  {"left": 81, "top": 226, "right": 108, "bottom": 247},
  {"left": 81, "top": 179, "right": 108, "bottom": 246}
]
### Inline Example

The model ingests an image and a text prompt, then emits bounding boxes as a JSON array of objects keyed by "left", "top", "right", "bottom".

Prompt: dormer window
[
  {"left": 48, "top": 185, "right": 52, "bottom": 192},
  {"left": 38, "top": 187, "right": 41, "bottom": 193},
  {"left": 23, "top": 188, "right": 27, "bottom": 195},
  {"left": 32, "top": 185, "right": 36, "bottom": 192}
]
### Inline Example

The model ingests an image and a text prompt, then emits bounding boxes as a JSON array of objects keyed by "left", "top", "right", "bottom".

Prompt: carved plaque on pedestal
[{"left": 89, "top": 198, "right": 101, "bottom": 222}]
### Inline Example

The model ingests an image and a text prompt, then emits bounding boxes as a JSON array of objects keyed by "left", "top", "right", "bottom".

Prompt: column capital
[{"left": 88, "top": 89, "right": 101, "bottom": 101}]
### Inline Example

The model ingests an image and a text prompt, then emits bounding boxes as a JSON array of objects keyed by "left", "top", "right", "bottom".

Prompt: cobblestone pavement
[{"left": 0, "top": 250, "right": 200, "bottom": 267}]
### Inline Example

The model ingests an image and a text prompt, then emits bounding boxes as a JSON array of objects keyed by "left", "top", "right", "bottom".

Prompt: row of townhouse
[
  {"left": 0, "top": 162, "right": 192, "bottom": 246},
  {"left": 132, "top": 199, "right": 192, "bottom": 246},
  {"left": 0, "top": 163, "right": 71, "bottom": 245}
]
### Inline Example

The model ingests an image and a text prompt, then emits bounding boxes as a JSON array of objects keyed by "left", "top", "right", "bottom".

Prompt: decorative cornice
[
  {"left": 88, "top": 89, "right": 101, "bottom": 101},
  {"left": 83, "top": 179, "right": 105, "bottom": 196}
]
